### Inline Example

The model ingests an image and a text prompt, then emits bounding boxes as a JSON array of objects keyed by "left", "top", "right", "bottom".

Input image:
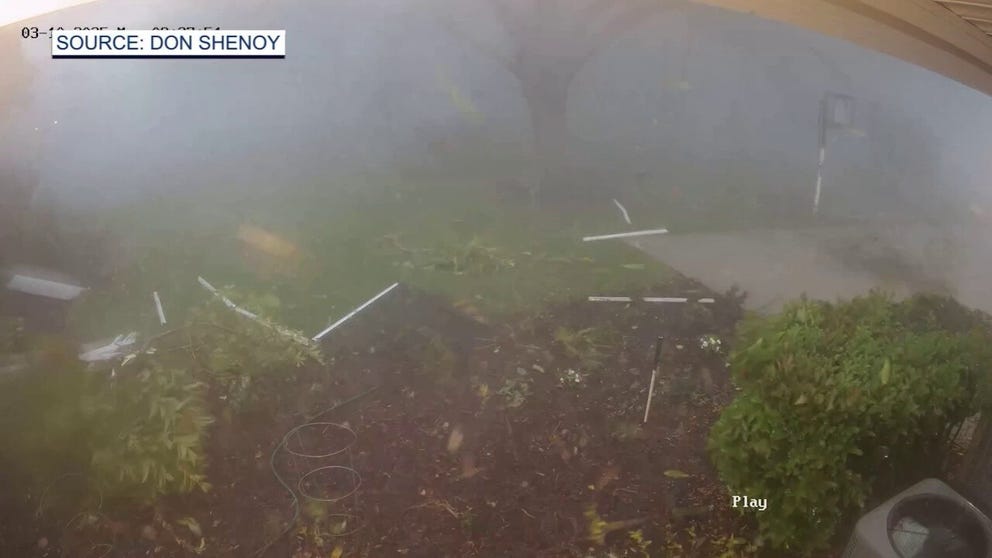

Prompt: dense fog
[{"left": 1, "top": 0, "right": 989, "bottom": 214}]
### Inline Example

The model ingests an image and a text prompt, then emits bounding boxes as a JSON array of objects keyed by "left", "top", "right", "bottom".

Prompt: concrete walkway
[{"left": 633, "top": 222, "right": 992, "bottom": 314}]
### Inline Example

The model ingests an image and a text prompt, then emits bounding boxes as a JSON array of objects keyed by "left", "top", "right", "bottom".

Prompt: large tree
[{"left": 436, "top": 0, "right": 675, "bottom": 197}]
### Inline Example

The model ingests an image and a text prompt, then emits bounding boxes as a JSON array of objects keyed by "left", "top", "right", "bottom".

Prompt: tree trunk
[{"left": 518, "top": 63, "right": 573, "bottom": 204}]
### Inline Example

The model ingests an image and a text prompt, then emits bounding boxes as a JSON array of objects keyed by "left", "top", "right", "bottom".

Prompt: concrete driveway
[{"left": 633, "top": 222, "right": 992, "bottom": 314}]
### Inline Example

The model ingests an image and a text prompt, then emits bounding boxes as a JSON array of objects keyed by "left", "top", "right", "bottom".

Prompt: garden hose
[{"left": 253, "top": 384, "right": 378, "bottom": 557}]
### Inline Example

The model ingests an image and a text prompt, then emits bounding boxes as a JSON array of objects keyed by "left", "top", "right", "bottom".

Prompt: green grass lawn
[{"left": 67, "top": 173, "right": 678, "bottom": 339}]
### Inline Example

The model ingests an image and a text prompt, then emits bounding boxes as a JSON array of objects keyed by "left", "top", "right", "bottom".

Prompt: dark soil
[{"left": 4, "top": 278, "right": 753, "bottom": 557}]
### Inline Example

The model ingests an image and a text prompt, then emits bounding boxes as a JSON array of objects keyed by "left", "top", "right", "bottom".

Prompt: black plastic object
[{"left": 888, "top": 494, "right": 989, "bottom": 558}]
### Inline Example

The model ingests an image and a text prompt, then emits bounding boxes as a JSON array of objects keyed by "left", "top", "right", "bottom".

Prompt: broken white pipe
[
  {"left": 643, "top": 368, "right": 658, "bottom": 423},
  {"left": 197, "top": 276, "right": 314, "bottom": 346},
  {"left": 644, "top": 337, "right": 663, "bottom": 424},
  {"left": 197, "top": 276, "right": 259, "bottom": 320},
  {"left": 588, "top": 296, "right": 633, "bottom": 302},
  {"left": 582, "top": 228, "right": 668, "bottom": 242},
  {"left": 312, "top": 282, "right": 400, "bottom": 341},
  {"left": 152, "top": 291, "right": 167, "bottom": 325},
  {"left": 588, "top": 296, "right": 716, "bottom": 304},
  {"left": 612, "top": 199, "right": 632, "bottom": 225}
]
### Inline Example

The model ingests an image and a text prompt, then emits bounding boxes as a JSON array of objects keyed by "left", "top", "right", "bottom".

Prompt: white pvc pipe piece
[
  {"left": 197, "top": 276, "right": 259, "bottom": 319},
  {"left": 643, "top": 367, "right": 658, "bottom": 423},
  {"left": 152, "top": 291, "right": 167, "bottom": 325},
  {"left": 582, "top": 228, "right": 669, "bottom": 242},
  {"left": 588, "top": 296, "right": 633, "bottom": 302},
  {"left": 312, "top": 282, "right": 400, "bottom": 341},
  {"left": 612, "top": 199, "right": 632, "bottom": 225}
]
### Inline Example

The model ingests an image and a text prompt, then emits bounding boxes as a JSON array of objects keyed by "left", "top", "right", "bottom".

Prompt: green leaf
[
  {"left": 663, "top": 469, "right": 691, "bottom": 479},
  {"left": 879, "top": 358, "right": 891, "bottom": 385}
]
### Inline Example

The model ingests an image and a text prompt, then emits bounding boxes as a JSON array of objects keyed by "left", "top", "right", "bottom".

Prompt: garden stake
[{"left": 643, "top": 337, "right": 663, "bottom": 423}]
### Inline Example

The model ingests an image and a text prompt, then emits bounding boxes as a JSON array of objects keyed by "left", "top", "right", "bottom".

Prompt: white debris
[
  {"left": 591, "top": 295, "right": 717, "bottom": 305},
  {"left": 312, "top": 282, "right": 399, "bottom": 341},
  {"left": 612, "top": 199, "right": 632, "bottom": 225},
  {"left": 197, "top": 276, "right": 258, "bottom": 319},
  {"left": 560, "top": 368, "right": 583, "bottom": 386},
  {"left": 79, "top": 332, "right": 138, "bottom": 362},
  {"left": 152, "top": 291, "right": 167, "bottom": 325},
  {"left": 582, "top": 228, "right": 668, "bottom": 242},
  {"left": 197, "top": 276, "right": 312, "bottom": 346},
  {"left": 6, "top": 271, "right": 86, "bottom": 301},
  {"left": 698, "top": 334, "right": 722, "bottom": 354}
]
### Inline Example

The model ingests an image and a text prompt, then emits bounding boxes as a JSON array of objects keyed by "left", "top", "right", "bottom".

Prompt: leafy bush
[
  {"left": 709, "top": 292, "right": 992, "bottom": 554},
  {"left": 85, "top": 359, "right": 213, "bottom": 502},
  {"left": 186, "top": 289, "right": 322, "bottom": 409},
  {"left": 0, "top": 288, "right": 322, "bottom": 507}
]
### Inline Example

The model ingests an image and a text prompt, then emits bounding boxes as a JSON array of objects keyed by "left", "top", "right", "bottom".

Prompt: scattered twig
[{"left": 406, "top": 499, "right": 463, "bottom": 519}]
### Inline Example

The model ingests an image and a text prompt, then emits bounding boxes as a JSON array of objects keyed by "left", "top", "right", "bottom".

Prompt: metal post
[
  {"left": 643, "top": 337, "right": 664, "bottom": 424},
  {"left": 814, "top": 95, "right": 828, "bottom": 216}
]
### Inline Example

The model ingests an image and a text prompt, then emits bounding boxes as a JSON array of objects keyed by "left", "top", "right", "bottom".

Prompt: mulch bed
[{"left": 6, "top": 277, "right": 753, "bottom": 557}]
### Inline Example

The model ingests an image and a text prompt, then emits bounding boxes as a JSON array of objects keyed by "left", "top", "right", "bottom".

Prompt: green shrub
[
  {"left": 709, "top": 292, "right": 992, "bottom": 554},
  {"left": 85, "top": 359, "right": 213, "bottom": 502},
  {"left": 0, "top": 288, "right": 321, "bottom": 507},
  {"left": 186, "top": 289, "right": 322, "bottom": 409}
]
